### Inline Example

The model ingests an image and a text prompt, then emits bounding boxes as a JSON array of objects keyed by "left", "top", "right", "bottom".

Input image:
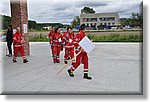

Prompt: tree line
[{"left": 1, "top": 15, "right": 64, "bottom": 30}]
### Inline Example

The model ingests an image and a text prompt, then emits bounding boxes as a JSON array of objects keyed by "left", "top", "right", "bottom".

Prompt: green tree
[
  {"left": 1, "top": 15, "right": 11, "bottom": 29},
  {"left": 131, "top": 12, "right": 143, "bottom": 28},
  {"left": 71, "top": 16, "right": 80, "bottom": 28},
  {"left": 81, "top": 7, "right": 95, "bottom": 14},
  {"left": 120, "top": 12, "right": 143, "bottom": 28},
  {"left": 28, "top": 20, "right": 37, "bottom": 29}
]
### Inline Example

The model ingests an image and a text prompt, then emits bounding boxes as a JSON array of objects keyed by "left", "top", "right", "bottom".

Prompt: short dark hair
[
  {"left": 8, "top": 25, "right": 12, "bottom": 28},
  {"left": 67, "top": 27, "right": 72, "bottom": 31},
  {"left": 55, "top": 27, "right": 60, "bottom": 33},
  {"left": 80, "top": 24, "right": 86, "bottom": 30},
  {"left": 52, "top": 26, "right": 54, "bottom": 28}
]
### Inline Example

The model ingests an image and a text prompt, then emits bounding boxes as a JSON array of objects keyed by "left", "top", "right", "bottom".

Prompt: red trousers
[
  {"left": 51, "top": 46, "right": 54, "bottom": 56},
  {"left": 71, "top": 52, "right": 89, "bottom": 73},
  {"left": 53, "top": 45, "right": 61, "bottom": 60},
  {"left": 64, "top": 47, "right": 74, "bottom": 60},
  {"left": 13, "top": 46, "right": 26, "bottom": 60}
]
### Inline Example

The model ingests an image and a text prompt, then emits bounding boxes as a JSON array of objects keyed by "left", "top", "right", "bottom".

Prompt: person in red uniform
[
  {"left": 48, "top": 26, "right": 55, "bottom": 58},
  {"left": 13, "top": 27, "right": 28, "bottom": 63},
  {"left": 62, "top": 27, "right": 75, "bottom": 64},
  {"left": 67, "top": 24, "right": 92, "bottom": 80},
  {"left": 53, "top": 27, "right": 63, "bottom": 63}
]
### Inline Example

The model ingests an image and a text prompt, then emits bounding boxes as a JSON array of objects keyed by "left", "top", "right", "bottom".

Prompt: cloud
[
  {"left": 0, "top": 0, "right": 142, "bottom": 24},
  {"left": 75, "top": 0, "right": 109, "bottom": 7}
]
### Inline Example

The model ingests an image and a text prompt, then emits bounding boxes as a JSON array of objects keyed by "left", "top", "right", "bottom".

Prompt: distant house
[
  {"left": 43, "top": 26, "right": 52, "bottom": 30},
  {"left": 80, "top": 12, "right": 120, "bottom": 30}
]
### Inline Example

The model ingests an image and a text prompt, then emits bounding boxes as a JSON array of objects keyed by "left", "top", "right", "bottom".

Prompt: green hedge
[
  {"left": 29, "top": 34, "right": 49, "bottom": 42},
  {"left": 87, "top": 34, "right": 142, "bottom": 42},
  {"left": 29, "top": 34, "right": 143, "bottom": 42}
]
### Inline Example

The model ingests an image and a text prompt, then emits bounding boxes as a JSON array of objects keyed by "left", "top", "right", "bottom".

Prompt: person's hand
[
  {"left": 21, "top": 40, "right": 24, "bottom": 44},
  {"left": 81, "top": 47, "right": 85, "bottom": 52}
]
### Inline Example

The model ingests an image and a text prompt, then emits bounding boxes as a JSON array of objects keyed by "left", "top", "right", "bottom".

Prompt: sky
[{"left": 0, "top": 0, "right": 142, "bottom": 24}]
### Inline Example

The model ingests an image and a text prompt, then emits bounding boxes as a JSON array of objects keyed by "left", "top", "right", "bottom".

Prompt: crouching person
[{"left": 12, "top": 27, "right": 28, "bottom": 63}]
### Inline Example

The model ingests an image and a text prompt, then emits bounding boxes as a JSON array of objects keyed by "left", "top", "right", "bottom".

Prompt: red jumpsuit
[
  {"left": 48, "top": 31, "right": 55, "bottom": 57},
  {"left": 62, "top": 32, "right": 75, "bottom": 62},
  {"left": 13, "top": 32, "right": 27, "bottom": 61},
  {"left": 52, "top": 32, "right": 63, "bottom": 63},
  {"left": 70, "top": 30, "right": 89, "bottom": 73}
]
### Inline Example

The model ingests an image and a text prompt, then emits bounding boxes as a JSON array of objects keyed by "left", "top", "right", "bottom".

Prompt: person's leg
[
  {"left": 20, "top": 46, "right": 28, "bottom": 63},
  {"left": 82, "top": 53, "right": 88, "bottom": 73},
  {"left": 7, "top": 41, "right": 11, "bottom": 55},
  {"left": 82, "top": 53, "right": 92, "bottom": 80},
  {"left": 56, "top": 46, "right": 61, "bottom": 63},
  {"left": 9, "top": 41, "right": 12, "bottom": 55},
  {"left": 64, "top": 48, "right": 69, "bottom": 64},
  {"left": 68, "top": 52, "right": 82, "bottom": 77},
  {"left": 53, "top": 46, "right": 57, "bottom": 63},
  {"left": 51, "top": 46, "right": 54, "bottom": 57},
  {"left": 13, "top": 47, "right": 19, "bottom": 62},
  {"left": 70, "top": 48, "right": 74, "bottom": 59}
]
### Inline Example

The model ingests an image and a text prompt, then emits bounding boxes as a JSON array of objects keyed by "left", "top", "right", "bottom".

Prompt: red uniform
[
  {"left": 70, "top": 30, "right": 89, "bottom": 73},
  {"left": 13, "top": 32, "right": 27, "bottom": 62},
  {"left": 52, "top": 32, "right": 63, "bottom": 63},
  {"left": 62, "top": 32, "right": 75, "bottom": 62},
  {"left": 48, "top": 31, "right": 55, "bottom": 57}
]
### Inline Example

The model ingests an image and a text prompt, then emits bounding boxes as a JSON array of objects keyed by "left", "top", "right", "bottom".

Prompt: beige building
[{"left": 80, "top": 12, "right": 120, "bottom": 29}]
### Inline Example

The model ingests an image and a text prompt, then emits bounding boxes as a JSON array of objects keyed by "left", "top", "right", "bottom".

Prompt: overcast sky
[{"left": 0, "top": 0, "right": 142, "bottom": 24}]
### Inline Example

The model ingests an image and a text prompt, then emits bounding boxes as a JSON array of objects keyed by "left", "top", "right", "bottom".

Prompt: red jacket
[
  {"left": 13, "top": 32, "right": 24, "bottom": 47},
  {"left": 53, "top": 33, "right": 63, "bottom": 46},
  {"left": 62, "top": 32, "right": 75, "bottom": 47},
  {"left": 48, "top": 31, "right": 55, "bottom": 44},
  {"left": 73, "top": 30, "right": 85, "bottom": 49}
]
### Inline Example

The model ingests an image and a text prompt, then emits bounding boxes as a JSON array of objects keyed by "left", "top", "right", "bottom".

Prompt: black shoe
[
  {"left": 13, "top": 59, "right": 17, "bottom": 63},
  {"left": 68, "top": 69, "right": 74, "bottom": 77},
  {"left": 83, "top": 73, "right": 92, "bottom": 80},
  {"left": 23, "top": 59, "right": 28, "bottom": 63},
  {"left": 8, "top": 54, "right": 12, "bottom": 57},
  {"left": 67, "top": 57, "right": 71, "bottom": 60},
  {"left": 57, "top": 59, "right": 60, "bottom": 63},
  {"left": 64, "top": 60, "right": 68, "bottom": 64}
]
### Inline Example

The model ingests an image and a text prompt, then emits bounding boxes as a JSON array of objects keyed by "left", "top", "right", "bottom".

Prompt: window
[
  {"left": 90, "top": 23, "right": 93, "bottom": 27},
  {"left": 112, "top": 23, "right": 115, "bottom": 25},
  {"left": 99, "top": 18, "right": 102, "bottom": 21},
  {"left": 82, "top": 18, "right": 89, "bottom": 22},
  {"left": 108, "top": 23, "right": 111, "bottom": 26},
  {"left": 90, "top": 18, "right": 97, "bottom": 22},
  {"left": 87, "top": 23, "right": 89, "bottom": 27}
]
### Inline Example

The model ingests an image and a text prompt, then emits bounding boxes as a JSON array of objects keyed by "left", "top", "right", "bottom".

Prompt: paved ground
[{"left": 1, "top": 42, "right": 142, "bottom": 95}]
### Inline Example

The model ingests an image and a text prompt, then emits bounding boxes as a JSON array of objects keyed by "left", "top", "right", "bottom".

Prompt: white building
[{"left": 80, "top": 12, "right": 120, "bottom": 29}]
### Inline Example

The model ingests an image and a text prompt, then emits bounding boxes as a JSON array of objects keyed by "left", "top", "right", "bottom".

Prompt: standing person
[
  {"left": 52, "top": 27, "right": 63, "bottom": 63},
  {"left": 12, "top": 27, "right": 28, "bottom": 63},
  {"left": 67, "top": 24, "right": 92, "bottom": 80},
  {"left": 6, "top": 25, "right": 13, "bottom": 57},
  {"left": 48, "top": 26, "right": 55, "bottom": 58},
  {"left": 62, "top": 27, "right": 75, "bottom": 64}
]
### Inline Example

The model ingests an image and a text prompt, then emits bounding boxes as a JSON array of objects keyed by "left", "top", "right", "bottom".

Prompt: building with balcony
[{"left": 80, "top": 12, "right": 120, "bottom": 29}]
